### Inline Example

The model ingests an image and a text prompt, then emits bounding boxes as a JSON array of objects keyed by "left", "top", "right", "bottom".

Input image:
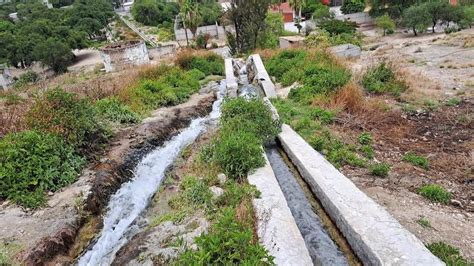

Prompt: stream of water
[
  {"left": 265, "top": 144, "right": 350, "bottom": 266},
  {"left": 78, "top": 82, "right": 225, "bottom": 266}
]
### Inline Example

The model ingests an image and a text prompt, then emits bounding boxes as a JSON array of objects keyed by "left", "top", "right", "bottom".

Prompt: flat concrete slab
[
  {"left": 248, "top": 153, "right": 312, "bottom": 266},
  {"left": 278, "top": 124, "right": 444, "bottom": 266}
]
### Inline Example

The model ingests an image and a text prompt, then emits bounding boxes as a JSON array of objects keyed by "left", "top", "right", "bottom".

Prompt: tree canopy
[{"left": 0, "top": 0, "right": 114, "bottom": 72}]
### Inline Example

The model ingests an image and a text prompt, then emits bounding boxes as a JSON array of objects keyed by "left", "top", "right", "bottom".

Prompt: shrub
[
  {"left": 178, "top": 208, "right": 273, "bottom": 265},
  {"left": 195, "top": 33, "right": 211, "bottom": 49},
  {"left": 171, "top": 176, "right": 213, "bottom": 209},
  {"left": 427, "top": 242, "right": 471, "bottom": 266},
  {"left": 418, "top": 184, "right": 451, "bottom": 204},
  {"left": 0, "top": 131, "right": 84, "bottom": 208},
  {"left": 376, "top": 14, "right": 396, "bottom": 35},
  {"left": 319, "top": 19, "right": 357, "bottom": 36},
  {"left": 214, "top": 131, "right": 265, "bottom": 180},
  {"left": 95, "top": 97, "right": 140, "bottom": 124},
  {"left": 341, "top": 0, "right": 365, "bottom": 14},
  {"left": 370, "top": 163, "right": 390, "bottom": 177},
  {"left": 362, "top": 62, "right": 407, "bottom": 96},
  {"left": 14, "top": 70, "right": 39, "bottom": 88},
  {"left": 175, "top": 51, "right": 224, "bottom": 76},
  {"left": 220, "top": 97, "right": 280, "bottom": 143},
  {"left": 26, "top": 88, "right": 109, "bottom": 155},
  {"left": 403, "top": 152, "right": 429, "bottom": 170}
]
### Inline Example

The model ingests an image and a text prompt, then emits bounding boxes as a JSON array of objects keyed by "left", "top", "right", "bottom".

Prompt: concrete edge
[
  {"left": 278, "top": 124, "right": 444, "bottom": 266},
  {"left": 247, "top": 152, "right": 313, "bottom": 266},
  {"left": 249, "top": 54, "right": 277, "bottom": 98},
  {"left": 225, "top": 58, "right": 238, "bottom": 97}
]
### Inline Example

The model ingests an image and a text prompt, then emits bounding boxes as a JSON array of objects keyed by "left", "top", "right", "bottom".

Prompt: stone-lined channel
[{"left": 265, "top": 143, "right": 360, "bottom": 265}]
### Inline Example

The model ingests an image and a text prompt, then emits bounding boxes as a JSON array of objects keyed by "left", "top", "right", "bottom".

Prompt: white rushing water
[{"left": 78, "top": 82, "right": 225, "bottom": 266}]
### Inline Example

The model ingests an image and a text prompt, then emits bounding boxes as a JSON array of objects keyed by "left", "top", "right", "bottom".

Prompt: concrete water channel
[{"left": 229, "top": 55, "right": 444, "bottom": 266}]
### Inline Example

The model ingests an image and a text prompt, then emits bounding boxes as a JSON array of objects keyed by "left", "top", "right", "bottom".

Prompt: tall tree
[{"left": 227, "top": 0, "right": 271, "bottom": 54}]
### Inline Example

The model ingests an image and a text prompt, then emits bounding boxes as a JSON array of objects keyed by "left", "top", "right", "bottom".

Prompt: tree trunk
[
  {"left": 432, "top": 21, "right": 436, "bottom": 33},
  {"left": 413, "top": 26, "right": 417, "bottom": 36},
  {"left": 183, "top": 21, "right": 189, "bottom": 46}
]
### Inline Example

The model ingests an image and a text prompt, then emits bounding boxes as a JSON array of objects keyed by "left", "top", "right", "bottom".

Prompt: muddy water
[
  {"left": 265, "top": 143, "right": 359, "bottom": 266},
  {"left": 78, "top": 83, "right": 225, "bottom": 266}
]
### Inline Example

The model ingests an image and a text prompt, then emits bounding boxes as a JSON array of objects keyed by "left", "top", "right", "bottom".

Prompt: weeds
[
  {"left": 418, "top": 184, "right": 452, "bottom": 204},
  {"left": 178, "top": 208, "right": 273, "bottom": 265},
  {"left": 362, "top": 62, "right": 407, "bottom": 96},
  {"left": 0, "top": 242, "right": 21, "bottom": 265},
  {"left": 95, "top": 97, "right": 140, "bottom": 124},
  {"left": 0, "top": 131, "right": 84, "bottom": 208},
  {"left": 427, "top": 242, "right": 471, "bottom": 266},
  {"left": 26, "top": 88, "right": 110, "bottom": 155},
  {"left": 175, "top": 50, "right": 224, "bottom": 76},
  {"left": 370, "top": 163, "right": 390, "bottom": 177},
  {"left": 445, "top": 97, "right": 462, "bottom": 106},
  {"left": 358, "top": 132, "right": 373, "bottom": 145},
  {"left": 417, "top": 217, "right": 432, "bottom": 228},
  {"left": 403, "top": 152, "right": 430, "bottom": 170}
]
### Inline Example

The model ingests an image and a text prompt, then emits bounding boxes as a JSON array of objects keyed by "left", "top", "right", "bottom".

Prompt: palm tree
[
  {"left": 288, "top": 0, "right": 305, "bottom": 33},
  {"left": 186, "top": 3, "right": 203, "bottom": 39},
  {"left": 288, "top": 0, "right": 305, "bottom": 20}
]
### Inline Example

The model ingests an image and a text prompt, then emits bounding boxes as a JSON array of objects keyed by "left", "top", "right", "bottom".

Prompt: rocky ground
[{"left": 337, "top": 28, "right": 474, "bottom": 260}]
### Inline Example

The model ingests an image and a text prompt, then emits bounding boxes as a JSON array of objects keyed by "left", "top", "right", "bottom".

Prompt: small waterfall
[{"left": 78, "top": 82, "right": 226, "bottom": 266}]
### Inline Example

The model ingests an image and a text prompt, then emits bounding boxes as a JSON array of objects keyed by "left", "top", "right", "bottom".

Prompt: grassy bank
[{"left": 0, "top": 51, "right": 224, "bottom": 209}]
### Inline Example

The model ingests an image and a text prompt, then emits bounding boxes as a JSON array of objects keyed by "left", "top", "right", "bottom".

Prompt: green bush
[
  {"left": 0, "top": 131, "right": 84, "bottom": 208},
  {"left": 26, "top": 88, "right": 109, "bottom": 155},
  {"left": 360, "top": 145, "right": 374, "bottom": 159},
  {"left": 403, "top": 152, "right": 429, "bottom": 170},
  {"left": 362, "top": 62, "right": 407, "bottom": 96},
  {"left": 418, "top": 184, "right": 452, "bottom": 204},
  {"left": 214, "top": 131, "right": 265, "bottom": 179},
  {"left": 341, "top": 0, "right": 365, "bottom": 14},
  {"left": 376, "top": 14, "right": 396, "bottom": 35},
  {"left": 96, "top": 97, "right": 140, "bottom": 124},
  {"left": 319, "top": 19, "right": 357, "bottom": 36},
  {"left": 175, "top": 51, "right": 224, "bottom": 76},
  {"left": 221, "top": 97, "right": 280, "bottom": 143},
  {"left": 370, "top": 163, "right": 391, "bottom": 177},
  {"left": 178, "top": 208, "right": 273, "bottom": 265},
  {"left": 427, "top": 242, "right": 471, "bottom": 266}
]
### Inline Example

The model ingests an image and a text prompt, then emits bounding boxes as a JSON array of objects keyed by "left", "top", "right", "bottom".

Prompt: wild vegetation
[
  {"left": 0, "top": 52, "right": 224, "bottom": 208},
  {"left": 427, "top": 242, "right": 471, "bottom": 266},
  {"left": 148, "top": 97, "right": 279, "bottom": 264}
]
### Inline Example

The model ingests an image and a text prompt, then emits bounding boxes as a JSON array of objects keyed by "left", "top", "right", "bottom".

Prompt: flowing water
[
  {"left": 265, "top": 143, "right": 351, "bottom": 266},
  {"left": 78, "top": 82, "right": 225, "bottom": 266}
]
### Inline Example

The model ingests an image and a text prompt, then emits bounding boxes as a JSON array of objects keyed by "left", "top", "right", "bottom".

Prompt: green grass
[
  {"left": 417, "top": 217, "right": 432, "bottom": 228},
  {"left": 403, "top": 152, "right": 430, "bottom": 170},
  {"left": 427, "top": 242, "right": 471, "bottom": 266},
  {"left": 358, "top": 132, "right": 373, "bottom": 145},
  {"left": 418, "top": 184, "right": 452, "bottom": 204},
  {"left": 446, "top": 97, "right": 462, "bottom": 107},
  {"left": 370, "top": 163, "right": 390, "bottom": 177}
]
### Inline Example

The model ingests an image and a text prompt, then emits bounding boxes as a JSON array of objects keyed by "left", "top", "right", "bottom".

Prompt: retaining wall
[
  {"left": 100, "top": 40, "right": 150, "bottom": 72},
  {"left": 174, "top": 23, "right": 235, "bottom": 41},
  {"left": 278, "top": 124, "right": 444, "bottom": 266},
  {"left": 248, "top": 153, "right": 313, "bottom": 266}
]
